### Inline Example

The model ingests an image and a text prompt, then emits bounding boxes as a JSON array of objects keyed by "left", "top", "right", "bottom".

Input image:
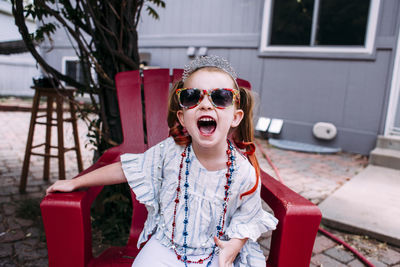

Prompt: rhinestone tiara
[{"left": 182, "top": 55, "right": 238, "bottom": 83}]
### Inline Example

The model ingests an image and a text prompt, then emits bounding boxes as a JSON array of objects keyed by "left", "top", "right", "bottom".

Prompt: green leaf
[{"left": 146, "top": 6, "right": 159, "bottom": 20}]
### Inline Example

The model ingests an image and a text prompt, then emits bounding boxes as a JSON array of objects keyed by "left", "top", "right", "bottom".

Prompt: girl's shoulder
[
  {"left": 153, "top": 136, "right": 181, "bottom": 151},
  {"left": 233, "top": 150, "right": 257, "bottom": 188},
  {"left": 149, "top": 137, "right": 185, "bottom": 161}
]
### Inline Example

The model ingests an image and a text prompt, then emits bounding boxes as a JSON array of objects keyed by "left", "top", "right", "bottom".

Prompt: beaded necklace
[{"left": 171, "top": 140, "right": 235, "bottom": 267}]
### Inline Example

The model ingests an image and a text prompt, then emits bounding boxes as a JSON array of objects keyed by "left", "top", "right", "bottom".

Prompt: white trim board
[{"left": 384, "top": 24, "right": 400, "bottom": 136}]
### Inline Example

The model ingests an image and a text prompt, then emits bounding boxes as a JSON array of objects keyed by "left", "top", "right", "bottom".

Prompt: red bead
[
  {"left": 226, "top": 161, "right": 231, "bottom": 166},
  {"left": 181, "top": 152, "right": 186, "bottom": 157},
  {"left": 176, "top": 187, "right": 180, "bottom": 192},
  {"left": 199, "top": 259, "right": 203, "bottom": 263},
  {"left": 224, "top": 185, "right": 229, "bottom": 190},
  {"left": 175, "top": 198, "right": 179, "bottom": 203},
  {"left": 172, "top": 222, "right": 175, "bottom": 227},
  {"left": 219, "top": 231, "right": 224, "bottom": 236},
  {"left": 177, "top": 255, "right": 181, "bottom": 260},
  {"left": 225, "top": 173, "right": 230, "bottom": 178}
]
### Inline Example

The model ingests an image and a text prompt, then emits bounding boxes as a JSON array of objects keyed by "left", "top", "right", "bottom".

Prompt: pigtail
[
  {"left": 167, "top": 80, "right": 191, "bottom": 146},
  {"left": 233, "top": 87, "right": 260, "bottom": 199}
]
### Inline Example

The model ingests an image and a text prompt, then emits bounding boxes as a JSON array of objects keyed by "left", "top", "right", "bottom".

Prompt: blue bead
[
  {"left": 184, "top": 183, "right": 189, "bottom": 187},
  {"left": 185, "top": 170, "right": 189, "bottom": 175},
  {"left": 216, "top": 225, "right": 221, "bottom": 230},
  {"left": 183, "top": 231, "right": 188, "bottom": 236},
  {"left": 183, "top": 255, "right": 187, "bottom": 260},
  {"left": 230, "top": 167, "right": 234, "bottom": 172},
  {"left": 184, "top": 194, "right": 189, "bottom": 199},
  {"left": 186, "top": 158, "right": 190, "bottom": 163},
  {"left": 183, "top": 244, "right": 187, "bottom": 248},
  {"left": 185, "top": 207, "right": 188, "bottom": 211},
  {"left": 183, "top": 219, "right": 188, "bottom": 224}
]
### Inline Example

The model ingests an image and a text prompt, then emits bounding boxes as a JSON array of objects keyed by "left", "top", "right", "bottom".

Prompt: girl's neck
[{"left": 191, "top": 140, "right": 229, "bottom": 171}]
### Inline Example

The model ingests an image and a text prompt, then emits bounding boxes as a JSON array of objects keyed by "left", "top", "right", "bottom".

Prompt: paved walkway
[{"left": 0, "top": 98, "right": 399, "bottom": 266}]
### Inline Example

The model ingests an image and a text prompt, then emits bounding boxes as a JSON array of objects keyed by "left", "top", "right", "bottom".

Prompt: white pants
[{"left": 132, "top": 236, "right": 223, "bottom": 267}]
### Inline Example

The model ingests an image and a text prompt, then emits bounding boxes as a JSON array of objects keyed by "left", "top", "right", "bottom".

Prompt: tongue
[{"left": 199, "top": 124, "right": 216, "bottom": 135}]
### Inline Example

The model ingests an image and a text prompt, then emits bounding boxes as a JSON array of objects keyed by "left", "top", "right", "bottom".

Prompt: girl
[{"left": 46, "top": 56, "right": 278, "bottom": 267}]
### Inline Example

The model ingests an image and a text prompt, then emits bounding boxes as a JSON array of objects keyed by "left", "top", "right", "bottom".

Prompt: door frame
[{"left": 384, "top": 24, "right": 400, "bottom": 136}]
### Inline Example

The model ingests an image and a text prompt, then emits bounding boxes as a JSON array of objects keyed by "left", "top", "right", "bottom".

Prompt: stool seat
[{"left": 20, "top": 86, "right": 83, "bottom": 193}]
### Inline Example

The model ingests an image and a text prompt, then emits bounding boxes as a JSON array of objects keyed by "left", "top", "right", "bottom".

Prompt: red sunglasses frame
[{"left": 175, "top": 88, "right": 240, "bottom": 109}]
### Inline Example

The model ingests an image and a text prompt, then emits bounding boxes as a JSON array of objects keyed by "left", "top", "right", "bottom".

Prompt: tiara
[{"left": 182, "top": 55, "right": 238, "bottom": 82}]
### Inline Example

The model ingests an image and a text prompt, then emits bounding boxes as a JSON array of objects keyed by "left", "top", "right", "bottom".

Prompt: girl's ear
[
  {"left": 231, "top": 109, "right": 244, "bottom": 128},
  {"left": 177, "top": 110, "right": 185, "bottom": 127}
]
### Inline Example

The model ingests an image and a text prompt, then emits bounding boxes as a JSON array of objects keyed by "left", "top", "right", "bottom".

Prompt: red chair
[{"left": 40, "top": 69, "right": 321, "bottom": 267}]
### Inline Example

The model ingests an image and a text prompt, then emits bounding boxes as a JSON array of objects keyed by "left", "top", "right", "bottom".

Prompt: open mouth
[{"left": 197, "top": 116, "right": 217, "bottom": 135}]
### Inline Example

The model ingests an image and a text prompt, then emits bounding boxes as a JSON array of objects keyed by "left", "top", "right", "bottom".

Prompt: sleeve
[
  {"left": 120, "top": 138, "right": 169, "bottom": 216},
  {"left": 120, "top": 138, "right": 172, "bottom": 248},
  {"left": 226, "top": 166, "right": 278, "bottom": 242}
]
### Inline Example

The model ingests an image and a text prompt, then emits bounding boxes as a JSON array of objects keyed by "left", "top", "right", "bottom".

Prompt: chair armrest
[
  {"left": 40, "top": 145, "right": 125, "bottom": 267},
  {"left": 41, "top": 186, "right": 103, "bottom": 267},
  {"left": 260, "top": 170, "right": 322, "bottom": 267}
]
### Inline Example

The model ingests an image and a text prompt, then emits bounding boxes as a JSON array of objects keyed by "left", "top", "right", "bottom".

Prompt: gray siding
[
  {"left": 0, "top": 2, "right": 39, "bottom": 96},
  {"left": 138, "top": 0, "right": 263, "bottom": 35},
  {"left": 137, "top": 0, "right": 400, "bottom": 155}
]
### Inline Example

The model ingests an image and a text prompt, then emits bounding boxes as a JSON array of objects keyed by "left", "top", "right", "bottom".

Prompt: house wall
[
  {"left": 0, "top": 1, "right": 39, "bottom": 96},
  {"left": 136, "top": 0, "right": 400, "bottom": 155}
]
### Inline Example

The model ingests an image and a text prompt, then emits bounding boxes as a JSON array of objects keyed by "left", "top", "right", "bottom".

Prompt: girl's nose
[{"left": 198, "top": 92, "right": 213, "bottom": 110}]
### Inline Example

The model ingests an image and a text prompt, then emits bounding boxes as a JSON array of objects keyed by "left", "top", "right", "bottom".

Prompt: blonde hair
[{"left": 167, "top": 69, "right": 259, "bottom": 199}]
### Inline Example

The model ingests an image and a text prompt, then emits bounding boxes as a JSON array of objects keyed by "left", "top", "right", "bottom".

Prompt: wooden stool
[{"left": 20, "top": 87, "right": 83, "bottom": 193}]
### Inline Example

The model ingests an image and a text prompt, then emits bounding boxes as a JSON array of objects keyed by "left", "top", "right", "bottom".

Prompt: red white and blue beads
[{"left": 171, "top": 140, "right": 235, "bottom": 266}]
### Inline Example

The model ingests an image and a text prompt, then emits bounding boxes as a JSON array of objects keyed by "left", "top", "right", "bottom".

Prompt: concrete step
[
  {"left": 319, "top": 166, "right": 400, "bottom": 247},
  {"left": 376, "top": 135, "right": 400, "bottom": 150},
  {"left": 369, "top": 147, "right": 400, "bottom": 170}
]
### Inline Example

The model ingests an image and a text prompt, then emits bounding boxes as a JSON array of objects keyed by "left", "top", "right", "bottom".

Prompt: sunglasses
[{"left": 175, "top": 88, "right": 239, "bottom": 109}]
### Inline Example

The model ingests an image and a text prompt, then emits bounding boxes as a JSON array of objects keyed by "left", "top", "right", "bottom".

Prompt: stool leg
[
  {"left": 68, "top": 98, "right": 83, "bottom": 172},
  {"left": 56, "top": 95, "right": 66, "bottom": 180},
  {"left": 20, "top": 90, "right": 40, "bottom": 193},
  {"left": 43, "top": 96, "right": 54, "bottom": 181}
]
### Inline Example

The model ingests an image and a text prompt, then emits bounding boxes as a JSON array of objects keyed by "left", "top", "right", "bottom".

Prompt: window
[
  {"left": 260, "top": 0, "right": 381, "bottom": 54},
  {"left": 61, "top": 57, "right": 85, "bottom": 86}
]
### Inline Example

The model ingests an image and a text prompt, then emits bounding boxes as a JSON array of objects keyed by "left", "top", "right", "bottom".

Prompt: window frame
[{"left": 259, "top": 0, "right": 381, "bottom": 55}]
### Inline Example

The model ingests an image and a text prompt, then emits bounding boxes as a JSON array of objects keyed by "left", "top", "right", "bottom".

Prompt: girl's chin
[{"left": 192, "top": 133, "right": 227, "bottom": 147}]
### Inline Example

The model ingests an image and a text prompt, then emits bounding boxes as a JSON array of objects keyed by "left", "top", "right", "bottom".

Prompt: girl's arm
[{"left": 46, "top": 162, "right": 126, "bottom": 194}]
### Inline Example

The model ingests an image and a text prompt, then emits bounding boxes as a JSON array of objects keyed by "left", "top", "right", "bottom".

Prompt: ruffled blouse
[{"left": 121, "top": 137, "right": 278, "bottom": 267}]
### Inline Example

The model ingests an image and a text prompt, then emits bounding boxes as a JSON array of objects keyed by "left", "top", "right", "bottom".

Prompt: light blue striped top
[{"left": 121, "top": 137, "right": 278, "bottom": 266}]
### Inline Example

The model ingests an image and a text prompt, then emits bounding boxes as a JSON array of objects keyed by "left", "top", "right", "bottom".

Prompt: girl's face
[{"left": 177, "top": 68, "right": 244, "bottom": 150}]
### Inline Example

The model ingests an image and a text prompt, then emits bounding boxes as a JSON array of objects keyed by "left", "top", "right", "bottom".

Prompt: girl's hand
[
  {"left": 46, "top": 180, "right": 78, "bottom": 195},
  {"left": 214, "top": 236, "right": 248, "bottom": 267}
]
